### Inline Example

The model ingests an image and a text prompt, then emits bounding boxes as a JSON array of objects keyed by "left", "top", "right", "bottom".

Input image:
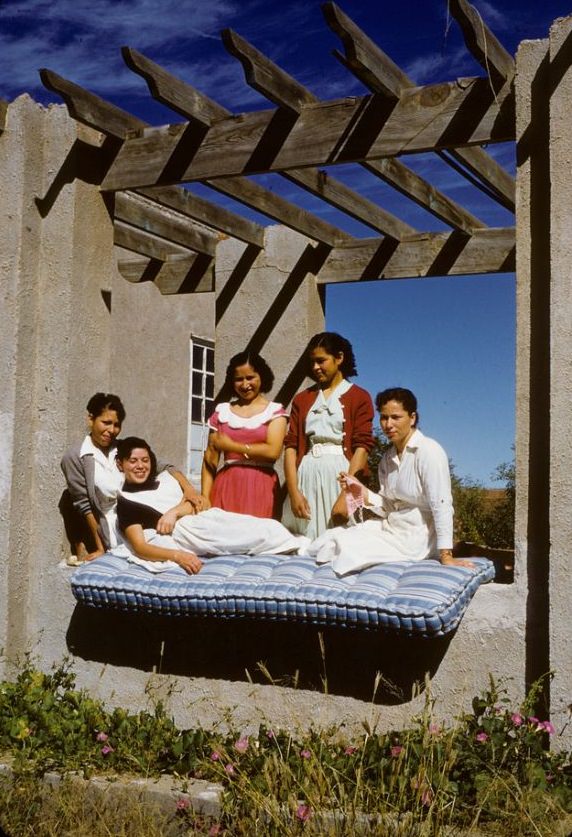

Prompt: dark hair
[
  {"left": 224, "top": 351, "right": 274, "bottom": 393},
  {"left": 86, "top": 392, "right": 126, "bottom": 423},
  {"left": 375, "top": 388, "right": 419, "bottom": 427},
  {"left": 307, "top": 332, "right": 357, "bottom": 378},
  {"left": 115, "top": 436, "right": 157, "bottom": 480}
]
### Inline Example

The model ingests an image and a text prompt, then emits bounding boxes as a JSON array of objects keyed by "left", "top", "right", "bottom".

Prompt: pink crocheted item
[{"left": 343, "top": 474, "right": 366, "bottom": 517}]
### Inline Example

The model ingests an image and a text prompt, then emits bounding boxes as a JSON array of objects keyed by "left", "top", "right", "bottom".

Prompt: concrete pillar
[
  {"left": 547, "top": 16, "right": 572, "bottom": 749},
  {"left": 0, "top": 97, "right": 115, "bottom": 671}
]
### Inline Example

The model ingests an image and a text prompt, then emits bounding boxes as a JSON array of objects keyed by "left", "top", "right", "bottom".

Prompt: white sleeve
[{"left": 415, "top": 440, "right": 453, "bottom": 549}]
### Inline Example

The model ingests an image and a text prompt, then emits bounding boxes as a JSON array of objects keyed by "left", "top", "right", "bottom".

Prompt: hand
[
  {"left": 156, "top": 509, "right": 178, "bottom": 534},
  {"left": 290, "top": 490, "right": 311, "bottom": 520},
  {"left": 174, "top": 550, "right": 203, "bottom": 575},
  {"left": 331, "top": 492, "right": 349, "bottom": 526},
  {"left": 209, "top": 432, "right": 233, "bottom": 453},
  {"left": 440, "top": 550, "right": 475, "bottom": 569},
  {"left": 189, "top": 494, "right": 210, "bottom": 512}
]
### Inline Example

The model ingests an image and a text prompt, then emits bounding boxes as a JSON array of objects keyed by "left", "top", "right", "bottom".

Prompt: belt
[
  {"left": 309, "top": 443, "right": 344, "bottom": 458},
  {"left": 225, "top": 460, "right": 274, "bottom": 469}
]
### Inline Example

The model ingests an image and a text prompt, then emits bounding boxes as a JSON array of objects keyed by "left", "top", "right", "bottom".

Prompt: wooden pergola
[{"left": 38, "top": 0, "right": 516, "bottom": 296}]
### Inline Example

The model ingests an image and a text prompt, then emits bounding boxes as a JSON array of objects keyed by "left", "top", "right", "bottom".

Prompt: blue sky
[{"left": 1, "top": 0, "right": 569, "bottom": 483}]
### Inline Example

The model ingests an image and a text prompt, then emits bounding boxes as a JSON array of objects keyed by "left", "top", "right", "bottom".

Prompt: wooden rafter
[
  {"left": 117, "top": 253, "right": 214, "bottom": 294},
  {"left": 449, "top": 0, "right": 515, "bottom": 90},
  {"left": 223, "top": 27, "right": 484, "bottom": 235},
  {"left": 317, "top": 227, "right": 515, "bottom": 284},
  {"left": 115, "top": 191, "right": 218, "bottom": 255},
  {"left": 113, "top": 220, "right": 194, "bottom": 261},
  {"left": 0, "top": 99, "right": 7, "bottom": 133},
  {"left": 39, "top": 69, "right": 266, "bottom": 248},
  {"left": 138, "top": 186, "right": 264, "bottom": 248},
  {"left": 323, "top": 1, "right": 515, "bottom": 212},
  {"left": 222, "top": 29, "right": 415, "bottom": 239},
  {"left": 101, "top": 77, "right": 513, "bottom": 191},
  {"left": 123, "top": 48, "right": 357, "bottom": 244}
]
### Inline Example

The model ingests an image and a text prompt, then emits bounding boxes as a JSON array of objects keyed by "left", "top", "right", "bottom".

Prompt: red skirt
[{"left": 210, "top": 464, "right": 282, "bottom": 519}]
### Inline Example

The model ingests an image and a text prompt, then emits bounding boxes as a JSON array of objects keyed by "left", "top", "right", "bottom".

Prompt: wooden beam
[
  {"left": 223, "top": 28, "right": 413, "bottom": 239},
  {"left": 322, "top": 2, "right": 409, "bottom": 99},
  {"left": 0, "top": 99, "right": 7, "bottom": 133},
  {"left": 122, "top": 47, "right": 225, "bottom": 128},
  {"left": 114, "top": 191, "right": 218, "bottom": 255},
  {"left": 322, "top": 2, "right": 515, "bottom": 211},
  {"left": 317, "top": 227, "right": 515, "bottom": 283},
  {"left": 223, "top": 28, "right": 484, "bottom": 235},
  {"left": 122, "top": 46, "right": 365, "bottom": 242},
  {"left": 137, "top": 186, "right": 264, "bottom": 248},
  {"left": 40, "top": 68, "right": 285, "bottom": 245},
  {"left": 113, "top": 220, "right": 192, "bottom": 261},
  {"left": 117, "top": 254, "right": 214, "bottom": 294},
  {"left": 101, "top": 78, "right": 513, "bottom": 191},
  {"left": 449, "top": 0, "right": 515, "bottom": 89},
  {"left": 40, "top": 69, "right": 146, "bottom": 137}
]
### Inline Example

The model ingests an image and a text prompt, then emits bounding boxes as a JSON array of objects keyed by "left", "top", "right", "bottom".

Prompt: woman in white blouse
[{"left": 308, "top": 388, "right": 474, "bottom": 576}]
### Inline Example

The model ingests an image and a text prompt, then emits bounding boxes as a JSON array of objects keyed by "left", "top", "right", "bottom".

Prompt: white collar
[
  {"left": 214, "top": 401, "right": 284, "bottom": 428},
  {"left": 80, "top": 434, "right": 118, "bottom": 467}
]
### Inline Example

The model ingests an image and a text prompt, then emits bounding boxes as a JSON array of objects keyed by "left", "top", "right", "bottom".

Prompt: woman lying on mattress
[
  {"left": 113, "top": 437, "right": 308, "bottom": 575},
  {"left": 307, "top": 388, "right": 475, "bottom": 576}
]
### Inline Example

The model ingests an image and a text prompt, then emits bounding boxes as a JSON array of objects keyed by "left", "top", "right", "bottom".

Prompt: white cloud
[{"left": 404, "top": 45, "right": 473, "bottom": 85}]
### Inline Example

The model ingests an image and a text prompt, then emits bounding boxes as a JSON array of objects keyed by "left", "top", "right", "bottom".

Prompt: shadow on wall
[{"left": 66, "top": 606, "right": 453, "bottom": 705}]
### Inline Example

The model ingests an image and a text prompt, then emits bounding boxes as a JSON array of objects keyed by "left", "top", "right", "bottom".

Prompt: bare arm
[
  {"left": 284, "top": 446, "right": 311, "bottom": 520},
  {"left": 169, "top": 469, "right": 209, "bottom": 514},
  {"left": 84, "top": 512, "right": 106, "bottom": 560},
  {"left": 201, "top": 435, "right": 221, "bottom": 502},
  {"left": 123, "top": 522, "right": 203, "bottom": 575},
  {"left": 209, "top": 416, "right": 287, "bottom": 463}
]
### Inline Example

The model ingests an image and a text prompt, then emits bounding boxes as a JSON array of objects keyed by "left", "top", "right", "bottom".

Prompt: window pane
[
  {"left": 192, "top": 371, "right": 203, "bottom": 394},
  {"left": 206, "top": 348, "right": 214, "bottom": 373},
  {"left": 205, "top": 376, "right": 214, "bottom": 398},
  {"left": 193, "top": 345, "right": 204, "bottom": 369},
  {"left": 191, "top": 400, "right": 203, "bottom": 422}
]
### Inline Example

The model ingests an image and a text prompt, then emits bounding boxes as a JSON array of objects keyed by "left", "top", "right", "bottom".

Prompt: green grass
[{"left": 0, "top": 657, "right": 570, "bottom": 836}]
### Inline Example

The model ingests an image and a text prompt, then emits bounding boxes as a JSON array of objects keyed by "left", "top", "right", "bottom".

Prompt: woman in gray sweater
[{"left": 61, "top": 393, "right": 204, "bottom": 561}]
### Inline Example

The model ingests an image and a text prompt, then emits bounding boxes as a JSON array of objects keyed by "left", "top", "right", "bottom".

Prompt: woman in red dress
[{"left": 201, "top": 352, "right": 287, "bottom": 519}]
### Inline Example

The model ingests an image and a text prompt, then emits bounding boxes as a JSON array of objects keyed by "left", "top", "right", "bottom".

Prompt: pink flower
[
  {"left": 210, "top": 751, "right": 221, "bottom": 761},
  {"left": 537, "top": 720, "right": 555, "bottom": 735},
  {"left": 421, "top": 787, "right": 434, "bottom": 807},
  {"left": 176, "top": 797, "right": 190, "bottom": 811},
  {"left": 428, "top": 723, "right": 441, "bottom": 735},
  {"left": 296, "top": 804, "right": 312, "bottom": 822},
  {"left": 266, "top": 730, "right": 276, "bottom": 740},
  {"left": 344, "top": 745, "right": 358, "bottom": 755},
  {"left": 234, "top": 736, "right": 249, "bottom": 753},
  {"left": 208, "top": 826, "right": 222, "bottom": 836},
  {"left": 390, "top": 745, "right": 403, "bottom": 757},
  {"left": 300, "top": 749, "right": 311, "bottom": 759},
  {"left": 101, "top": 744, "right": 114, "bottom": 755},
  {"left": 224, "top": 763, "right": 235, "bottom": 776},
  {"left": 476, "top": 732, "right": 488, "bottom": 743},
  {"left": 528, "top": 716, "right": 540, "bottom": 726},
  {"left": 511, "top": 713, "right": 523, "bottom": 727},
  {"left": 96, "top": 731, "right": 108, "bottom": 742}
]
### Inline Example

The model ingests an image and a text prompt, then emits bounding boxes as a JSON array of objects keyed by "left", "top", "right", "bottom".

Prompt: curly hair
[{"left": 375, "top": 388, "right": 419, "bottom": 427}]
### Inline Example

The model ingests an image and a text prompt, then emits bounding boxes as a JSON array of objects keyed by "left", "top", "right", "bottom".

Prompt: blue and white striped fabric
[{"left": 70, "top": 553, "right": 495, "bottom": 637}]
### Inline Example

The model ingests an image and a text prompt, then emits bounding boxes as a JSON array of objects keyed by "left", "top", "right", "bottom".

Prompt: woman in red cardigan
[{"left": 282, "top": 333, "right": 374, "bottom": 539}]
